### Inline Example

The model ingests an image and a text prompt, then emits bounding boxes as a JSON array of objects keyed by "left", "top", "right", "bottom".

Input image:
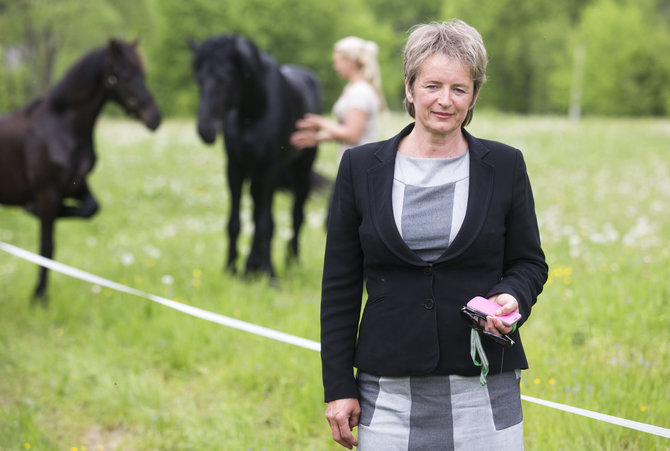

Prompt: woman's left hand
[
  {"left": 296, "top": 113, "right": 325, "bottom": 130},
  {"left": 290, "top": 130, "right": 319, "bottom": 149},
  {"left": 484, "top": 293, "right": 519, "bottom": 336}
]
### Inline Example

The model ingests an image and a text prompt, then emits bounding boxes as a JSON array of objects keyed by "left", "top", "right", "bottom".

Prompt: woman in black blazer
[{"left": 320, "top": 20, "right": 548, "bottom": 450}]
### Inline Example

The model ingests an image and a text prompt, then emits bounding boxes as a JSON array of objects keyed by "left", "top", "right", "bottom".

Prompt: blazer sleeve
[
  {"left": 487, "top": 149, "right": 548, "bottom": 325},
  {"left": 320, "top": 149, "right": 366, "bottom": 402}
]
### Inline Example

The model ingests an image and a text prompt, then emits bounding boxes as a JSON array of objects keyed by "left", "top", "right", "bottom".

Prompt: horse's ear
[
  {"left": 108, "top": 38, "right": 124, "bottom": 57},
  {"left": 234, "top": 36, "right": 261, "bottom": 71}
]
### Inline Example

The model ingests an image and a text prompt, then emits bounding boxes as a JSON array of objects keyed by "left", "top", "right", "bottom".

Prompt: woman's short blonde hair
[{"left": 403, "top": 19, "right": 487, "bottom": 127}]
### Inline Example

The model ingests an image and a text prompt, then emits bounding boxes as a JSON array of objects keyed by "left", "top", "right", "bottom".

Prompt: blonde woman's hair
[
  {"left": 334, "top": 36, "right": 387, "bottom": 110},
  {"left": 403, "top": 19, "right": 488, "bottom": 127}
]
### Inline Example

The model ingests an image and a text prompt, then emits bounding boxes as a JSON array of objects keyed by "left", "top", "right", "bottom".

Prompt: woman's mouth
[{"left": 433, "top": 111, "right": 453, "bottom": 119}]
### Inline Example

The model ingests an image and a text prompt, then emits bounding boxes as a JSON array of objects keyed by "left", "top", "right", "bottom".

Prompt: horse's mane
[
  {"left": 194, "top": 35, "right": 230, "bottom": 70},
  {"left": 199, "top": 35, "right": 272, "bottom": 78},
  {"left": 196, "top": 35, "right": 272, "bottom": 115},
  {"left": 11, "top": 97, "right": 44, "bottom": 116},
  {"left": 49, "top": 46, "right": 108, "bottom": 113}
]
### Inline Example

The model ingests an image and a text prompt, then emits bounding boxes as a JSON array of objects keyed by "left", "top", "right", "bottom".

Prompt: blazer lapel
[
  {"left": 436, "top": 129, "right": 495, "bottom": 262},
  {"left": 366, "top": 125, "right": 495, "bottom": 265},
  {"left": 367, "top": 124, "right": 426, "bottom": 264}
]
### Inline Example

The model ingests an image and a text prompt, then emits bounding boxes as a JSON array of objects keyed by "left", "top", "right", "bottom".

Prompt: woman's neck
[
  {"left": 399, "top": 127, "right": 468, "bottom": 158},
  {"left": 347, "top": 71, "right": 364, "bottom": 84}
]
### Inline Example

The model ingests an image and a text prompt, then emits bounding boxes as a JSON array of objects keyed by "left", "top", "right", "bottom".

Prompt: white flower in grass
[
  {"left": 121, "top": 253, "right": 135, "bottom": 266},
  {"left": 589, "top": 223, "right": 619, "bottom": 244},
  {"left": 650, "top": 200, "right": 663, "bottom": 213},
  {"left": 91, "top": 284, "right": 102, "bottom": 294},
  {"left": 143, "top": 245, "right": 161, "bottom": 259},
  {"left": 86, "top": 236, "right": 97, "bottom": 247},
  {"left": 158, "top": 225, "right": 177, "bottom": 239},
  {"left": 278, "top": 227, "right": 292, "bottom": 240},
  {"left": 623, "top": 216, "right": 654, "bottom": 246},
  {"left": 308, "top": 211, "right": 324, "bottom": 228},
  {"left": 170, "top": 180, "right": 184, "bottom": 194},
  {"left": 161, "top": 275, "right": 174, "bottom": 285}
]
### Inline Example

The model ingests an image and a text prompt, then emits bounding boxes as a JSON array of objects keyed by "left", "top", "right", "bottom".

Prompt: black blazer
[{"left": 320, "top": 123, "right": 548, "bottom": 402}]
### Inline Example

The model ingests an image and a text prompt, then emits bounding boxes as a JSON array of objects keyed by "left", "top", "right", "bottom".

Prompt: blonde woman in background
[{"left": 290, "top": 36, "right": 386, "bottom": 156}]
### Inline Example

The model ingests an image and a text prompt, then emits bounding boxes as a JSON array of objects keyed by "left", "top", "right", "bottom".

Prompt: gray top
[{"left": 392, "top": 150, "right": 470, "bottom": 261}]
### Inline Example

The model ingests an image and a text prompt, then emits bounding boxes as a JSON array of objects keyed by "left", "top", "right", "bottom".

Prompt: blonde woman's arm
[{"left": 291, "top": 109, "right": 367, "bottom": 149}]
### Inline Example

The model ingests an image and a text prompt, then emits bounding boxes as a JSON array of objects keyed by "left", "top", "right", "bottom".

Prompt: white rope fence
[{"left": 1, "top": 240, "right": 668, "bottom": 439}]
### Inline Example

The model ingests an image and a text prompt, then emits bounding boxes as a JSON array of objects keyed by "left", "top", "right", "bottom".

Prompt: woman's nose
[{"left": 437, "top": 88, "right": 452, "bottom": 106}]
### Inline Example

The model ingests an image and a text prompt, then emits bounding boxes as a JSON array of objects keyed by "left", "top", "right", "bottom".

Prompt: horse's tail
[{"left": 310, "top": 169, "right": 332, "bottom": 193}]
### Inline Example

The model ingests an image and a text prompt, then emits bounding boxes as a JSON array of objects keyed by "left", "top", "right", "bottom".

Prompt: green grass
[{"left": 1, "top": 114, "right": 669, "bottom": 450}]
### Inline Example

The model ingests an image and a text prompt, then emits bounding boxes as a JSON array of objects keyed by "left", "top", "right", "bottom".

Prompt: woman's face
[
  {"left": 405, "top": 54, "right": 478, "bottom": 138},
  {"left": 332, "top": 51, "right": 357, "bottom": 80}
]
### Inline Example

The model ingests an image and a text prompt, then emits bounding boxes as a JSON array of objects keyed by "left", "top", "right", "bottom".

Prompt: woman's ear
[
  {"left": 469, "top": 88, "right": 480, "bottom": 110},
  {"left": 404, "top": 79, "right": 414, "bottom": 104}
]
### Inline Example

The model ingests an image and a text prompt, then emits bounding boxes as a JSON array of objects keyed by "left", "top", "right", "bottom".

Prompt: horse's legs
[
  {"left": 287, "top": 151, "right": 316, "bottom": 263},
  {"left": 33, "top": 217, "right": 55, "bottom": 305},
  {"left": 226, "top": 163, "right": 244, "bottom": 274},
  {"left": 59, "top": 182, "right": 99, "bottom": 218},
  {"left": 246, "top": 170, "right": 276, "bottom": 278},
  {"left": 32, "top": 190, "right": 60, "bottom": 305}
]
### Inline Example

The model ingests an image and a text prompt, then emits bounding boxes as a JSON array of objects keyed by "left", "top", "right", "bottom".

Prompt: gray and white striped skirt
[{"left": 356, "top": 370, "right": 523, "bottom": 450}]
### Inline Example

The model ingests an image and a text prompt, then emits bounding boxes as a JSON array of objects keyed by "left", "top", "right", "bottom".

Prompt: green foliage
[
  {"left": 1, "top": 115, "right": 669, "bottom": 449},
  {"left": 0, "top": 0, "right": 156, "bottom": 112},
  {"left": 1, "top": 0, "right": 670, "bottom": 116},
  {"left": 147, "top": 0, "right": 398, "bottom": 115},
  {"left": 442, "top": 0, "right": 589, "bottom": 114},
  {"left": 366, "top": 0, "right": 441, "bottom": 33},
  {"left": 443, "top": 0, "right": 670, "bottom": 116},
  {"left": 575, "top": 0, "right": 670, "bottom": 116},
  {"left": 0, "top": 47, "right": 30, "bottom": 114}
]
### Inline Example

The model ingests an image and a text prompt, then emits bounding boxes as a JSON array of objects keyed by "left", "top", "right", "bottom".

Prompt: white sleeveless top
[{"left": 332, "top": 81, "right": 381, "bottom": 155}]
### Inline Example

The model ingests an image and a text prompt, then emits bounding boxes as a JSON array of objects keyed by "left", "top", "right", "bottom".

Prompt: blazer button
[
  {"left": 423, "top": 267, "right": 432, "bottom": 276},
  {"left": 423, "top": 299, "right": 434, "bottom": 309}
]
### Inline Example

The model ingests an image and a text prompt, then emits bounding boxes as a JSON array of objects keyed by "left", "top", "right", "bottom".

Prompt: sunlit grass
[{"left": 1, "top": 114, "right": 669, "bottom": 449}]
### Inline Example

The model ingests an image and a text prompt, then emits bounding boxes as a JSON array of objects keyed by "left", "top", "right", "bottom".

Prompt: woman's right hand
[{"left": 325, "top": 397, "right": 360, "bottom": 449}]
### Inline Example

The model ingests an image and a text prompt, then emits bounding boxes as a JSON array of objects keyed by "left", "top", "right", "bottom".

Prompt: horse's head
[
  {"left": 190, "top": 35, "right": 265, "bottom": 144},
  {"left": 103, "top": 39, "right": 162, "bottom": 130}
]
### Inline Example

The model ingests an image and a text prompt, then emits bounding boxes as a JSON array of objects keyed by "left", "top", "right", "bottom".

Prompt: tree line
[{"left": 1, "top": 0, "right": 669, "bottom": 117}]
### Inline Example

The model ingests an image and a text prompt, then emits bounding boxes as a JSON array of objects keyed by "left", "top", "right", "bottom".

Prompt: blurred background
[
  {"left": 1, "top": 0, "right": 669, "bottom": 119},
  {"left": 2, "top": 1, "right": 670, "bottom": 449}
]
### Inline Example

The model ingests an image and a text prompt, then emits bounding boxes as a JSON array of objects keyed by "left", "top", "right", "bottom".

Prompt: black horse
[
  {"left": 190, "top": 35, "right": 321, "bottom": 279},
  {"left": 0, "top": 39, "right": 161, "bottom": 303}
]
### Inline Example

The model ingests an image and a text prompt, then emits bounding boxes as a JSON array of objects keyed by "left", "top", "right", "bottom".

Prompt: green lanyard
[{"left": 470, "top": 329, "right": 489, "bottom": 385}]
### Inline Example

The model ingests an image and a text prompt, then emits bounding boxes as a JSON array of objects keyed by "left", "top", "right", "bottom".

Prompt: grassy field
[{"left": 1, "top": 113, "right": 669, "bottom": 450}]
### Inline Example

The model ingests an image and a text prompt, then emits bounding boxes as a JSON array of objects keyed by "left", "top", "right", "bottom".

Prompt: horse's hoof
[
  {"left": 268, "top": 276, "right": 280, "bottom": 289},
  {"left": 224, "top": 263, "right": 237, "bottom": 275},
  {"left": 30, "top": 293, "right": 49, "bottom": 308}
]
